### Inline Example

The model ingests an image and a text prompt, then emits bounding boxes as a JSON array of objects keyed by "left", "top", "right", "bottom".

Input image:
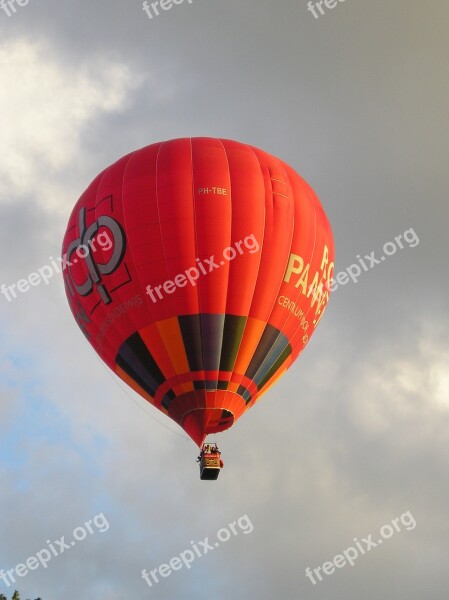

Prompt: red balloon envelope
[{"left": 62, "top": 138, "right": 334, "bottom": 446}]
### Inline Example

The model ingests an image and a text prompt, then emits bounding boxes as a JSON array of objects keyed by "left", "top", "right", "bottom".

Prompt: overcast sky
[{"left": 0, "top": 1, "right": 448, "bottom": 599}]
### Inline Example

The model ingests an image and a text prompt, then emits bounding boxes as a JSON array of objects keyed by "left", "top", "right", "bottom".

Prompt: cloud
[
  {"left": 344, "top": 318, "right": 449, "bottom": 435},
  {"left": 0, "top": 38, "right": 142, "bottom": 211}
]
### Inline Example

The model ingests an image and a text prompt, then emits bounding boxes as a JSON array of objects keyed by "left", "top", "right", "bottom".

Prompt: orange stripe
[
  {"left": 233, "top": 317, "right": 266, "bottom": 374},
  {"left": 155, "top": 317, "right": 192, "bottom": 393},
  {"left": 227, "top": 381, "right": 241, "bottom": 393},
  {"left": 140, "top": 322, "right": 176, "bottom": 379}
]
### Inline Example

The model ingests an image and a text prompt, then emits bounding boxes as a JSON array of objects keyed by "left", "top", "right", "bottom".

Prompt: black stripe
[
  {"left": 178, "top": 314, "right": 203, "bottom": 371},
  {"left": 244, "top": 324, "right": 290, "bottom": 382},
  {"left": 219, "top": 314, "right": 247, "bottom": 371},
  {"left": 254, "top": 344, "right": 291, "bottom": 391},
  {"left": 200, "top": 313, "right": 226, "bottom": 371},
  {"left": 116, "top": 332, "right": 166, "bottom": 397}
]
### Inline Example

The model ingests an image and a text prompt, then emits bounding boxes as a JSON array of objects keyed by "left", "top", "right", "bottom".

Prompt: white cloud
[
  {"left": 0, "top": 38, "right": 141, "bottom": 210},
  {"left": 348, "top": 327, "right": 449, "bottom": 437}
]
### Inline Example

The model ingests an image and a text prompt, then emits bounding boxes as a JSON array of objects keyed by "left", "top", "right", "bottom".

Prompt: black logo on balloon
[{"left": 63, "top": 197, "right": 130, "bottom": 320}]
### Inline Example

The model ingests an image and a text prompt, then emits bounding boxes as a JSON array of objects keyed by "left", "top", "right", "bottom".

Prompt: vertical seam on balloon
[
  {"left": 118, "top": 151, "right": 156, "bottom": 380},
  {"left": 220, "top": 143, "right": 268, "bottom": 413},
  {"left": 122, "top": 144, "right": 189, "bottom": 410},
  {"left": 189, "top": 138, "right": 202, "bottom": 419},
  {"left": 106, "top": 150, "right": 167, "bottom": 408},
  {"left": 160, "top": 140, "right": 197, "bottom": 333},
  {"left": 238, "top": 157, "right": 295, "bottom": 405},
  {"left": 122, "top": 142, "right": 163, "bottom": 323},
  {"left": 278, "top": 167, "right": 320, "bottom": 359},
  {"left": 120, "top": 147, "right": 162, "bottom": 377},
  {"left": 249, "top": 166, "right": 320, "bottom": 404},
  {"left": 214, "top": 137, "right": 233, "bottom": 419},
  {"left": 287, "top": 185, "right": 328, "bottom": 362},
  {"left": 239, "top": 156, "right": 298, "bottom": 410},
  {"left": 154, "top": 140, "right": 177, "bottom": 310},
  {"left": 152, "top": 140, "right": 185, "bottom": 409}
]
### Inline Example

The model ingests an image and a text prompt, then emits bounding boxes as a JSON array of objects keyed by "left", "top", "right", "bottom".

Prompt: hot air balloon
[{"left": 62, "top": 137, "right": 334, "bottom": 479}]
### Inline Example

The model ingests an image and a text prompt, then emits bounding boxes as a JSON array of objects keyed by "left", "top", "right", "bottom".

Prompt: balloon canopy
[{"left": 62, "top": 137, "right": 334, "bottom": 446}]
